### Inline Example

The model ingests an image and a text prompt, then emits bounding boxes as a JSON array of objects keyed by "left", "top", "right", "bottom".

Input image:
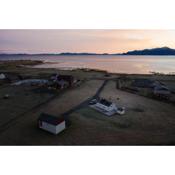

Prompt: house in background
[
  {"left": 57, "top": 75, "right": 74, "bottom": 87},
  {"left": 38, "top": 113, "right": 67, "bottom": 135},
  {"left": 57, "top": 79, "right": 69, "bottom": 89},
  {"left": 51, "top": 74, "right": 74, "bottom": 88}
]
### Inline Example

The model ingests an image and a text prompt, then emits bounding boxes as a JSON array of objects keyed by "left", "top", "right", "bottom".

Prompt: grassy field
[
  {"left": 43, "top": 80, "right": 175, "bottom": 145},
  {"left": 99, "top": 80, "right": 175, "bottom": 144},
  {"left": 0, "top": 60, "right": 175, "bottom": 145},
  {"left": 0, "top": 79, "right": 103, "bottom": 145},
  {"left": 0, "top": 85, "right": 56, "bottom": 131}
]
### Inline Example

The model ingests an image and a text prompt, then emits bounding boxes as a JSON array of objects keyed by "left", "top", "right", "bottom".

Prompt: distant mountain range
[
  {"left": 1, "top": 47, "right": 175, "bottom": 56},
  {"left": 0, "top": 52, "right": 109, "bottom": 56},
  {"left": 122, "top": 47, "right": 175, "bottom": 55},
  {"left": 59, "top": 52, "right": 109, "bottom": 55}
]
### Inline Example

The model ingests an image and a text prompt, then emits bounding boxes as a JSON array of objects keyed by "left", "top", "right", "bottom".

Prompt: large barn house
[{"left": 90, "top": 98, "right": 118, "bottom": 116}]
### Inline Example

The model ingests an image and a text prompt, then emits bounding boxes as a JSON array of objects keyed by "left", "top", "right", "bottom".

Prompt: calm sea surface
[{"left": 1, "top": 55, "right": 175, "bottom": 74}]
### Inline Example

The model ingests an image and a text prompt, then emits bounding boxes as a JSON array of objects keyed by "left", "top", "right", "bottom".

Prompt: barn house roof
[{"left": 99, "top": 99, "right": 112, "bottom": 107}]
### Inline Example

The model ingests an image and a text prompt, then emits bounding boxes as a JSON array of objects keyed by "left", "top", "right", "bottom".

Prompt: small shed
[{"left": 38, "top": 113, "right": 66, "bottom": 135}]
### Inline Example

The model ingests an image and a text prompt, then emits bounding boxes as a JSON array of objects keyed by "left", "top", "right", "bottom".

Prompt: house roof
[
  {"left": 38, "top": 113, "right": 65, "bottom": 125},
  {"left": 99, "top": 99, "right": 112, "bottom": 107}
]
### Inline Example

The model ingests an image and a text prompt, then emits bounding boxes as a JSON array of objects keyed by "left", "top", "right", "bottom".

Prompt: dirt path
[{"left": 62, "top": 80, "right": 108, "bottom": 118}]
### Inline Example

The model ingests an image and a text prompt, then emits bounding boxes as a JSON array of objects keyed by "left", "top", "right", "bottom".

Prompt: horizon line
[{"left": 0, "top": 46, "right": 174, "bottom": 55}]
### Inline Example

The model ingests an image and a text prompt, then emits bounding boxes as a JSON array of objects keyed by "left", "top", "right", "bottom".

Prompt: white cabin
[{"left": 38, "top": 113, "right": 66, "bottom": 135}]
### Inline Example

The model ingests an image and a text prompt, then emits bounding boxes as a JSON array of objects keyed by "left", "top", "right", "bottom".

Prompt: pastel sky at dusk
[{"left": 0, "top": 30, "right": 175, "bottom": 54}]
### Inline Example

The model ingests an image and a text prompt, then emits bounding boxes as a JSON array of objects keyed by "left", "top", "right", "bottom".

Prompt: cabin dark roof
[
  {"left": 38, "top": 113, "right": 65, "bottom": 125},
  {"left": 99, "top": 99, "right": 112, "bottom": 107}
]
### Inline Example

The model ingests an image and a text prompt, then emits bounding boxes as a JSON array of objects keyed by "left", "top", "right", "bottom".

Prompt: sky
[{"left": 0, "top": 30, "right": 175, "bottom": 54}]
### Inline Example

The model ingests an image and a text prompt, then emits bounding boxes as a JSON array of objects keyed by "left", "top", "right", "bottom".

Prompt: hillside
[{"left": 122, "top": 47, "right": 175, "bottom": 55}]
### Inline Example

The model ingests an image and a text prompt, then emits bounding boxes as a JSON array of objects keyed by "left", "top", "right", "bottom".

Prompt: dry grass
[
  {"left": 0, "top": 60, "right": 175, "bottom": 145},
  {"left": 0, "top": 80, "right": 104, "bottom": 145}
]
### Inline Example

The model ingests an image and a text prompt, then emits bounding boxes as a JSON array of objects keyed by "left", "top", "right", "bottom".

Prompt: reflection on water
[{"left": 1, "top": 55, "right": 175, "bottom": 74}]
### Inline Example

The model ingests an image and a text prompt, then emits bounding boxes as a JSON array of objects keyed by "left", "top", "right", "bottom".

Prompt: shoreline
[
  {"left": 0, "top": 59, "right": 175, "bottom": 77},
  {"left": 25, "top": 59, "right": 175, "bottom": 76}
]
